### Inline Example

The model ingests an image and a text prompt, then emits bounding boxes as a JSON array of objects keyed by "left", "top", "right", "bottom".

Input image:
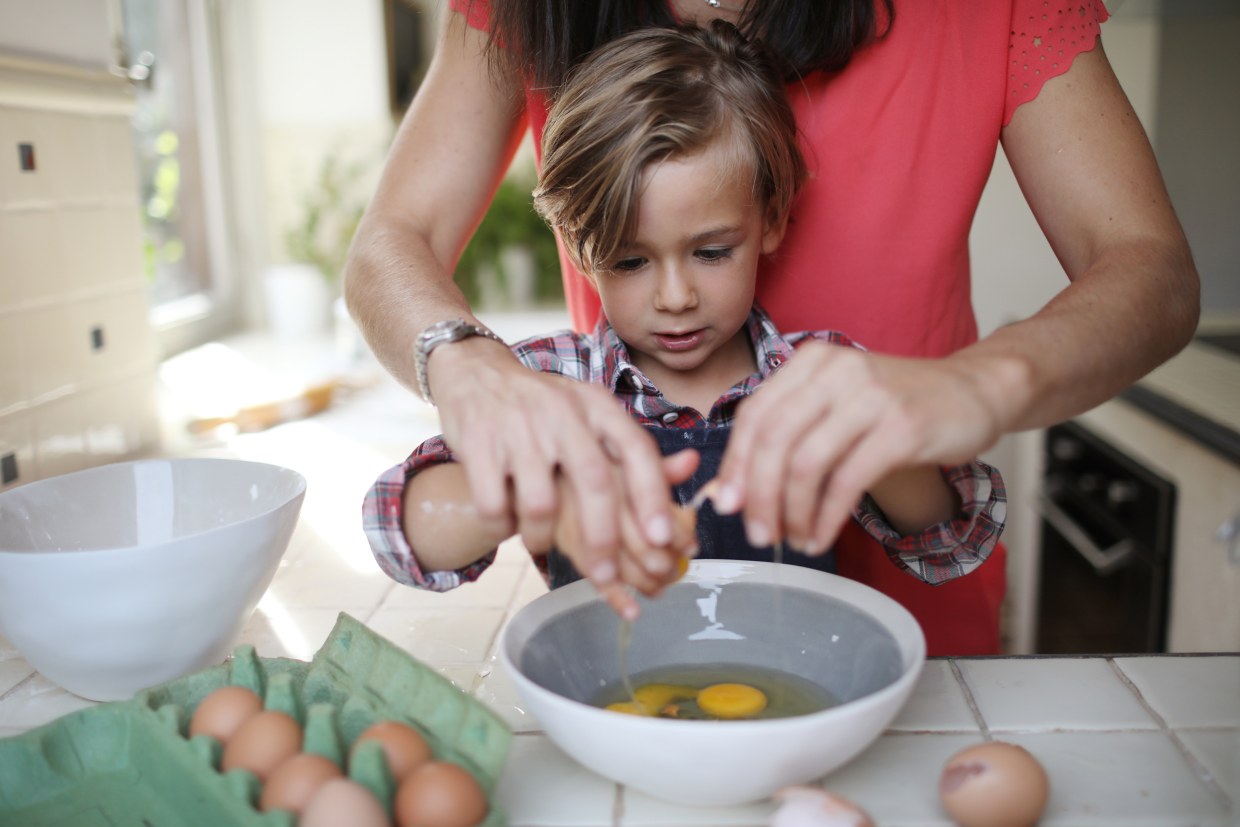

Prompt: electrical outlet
[
  {"left": 91, "top": 326, "right": 105, "bottom": 351},
  {"left": 1, "top": 452, "right": 17, "bottom": 485},
  {"left": 18, "top": 143, "right": 35, "bottom": 172}
]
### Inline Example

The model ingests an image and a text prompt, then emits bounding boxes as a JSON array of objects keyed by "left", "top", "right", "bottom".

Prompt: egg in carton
[{"left": 0, "top": 612, "right": 512, "bottom": 826}]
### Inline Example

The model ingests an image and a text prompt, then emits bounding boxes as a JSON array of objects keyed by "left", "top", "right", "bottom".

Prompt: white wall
[{"left": 248, "top": 0, "right": 393, "bottom": 284}]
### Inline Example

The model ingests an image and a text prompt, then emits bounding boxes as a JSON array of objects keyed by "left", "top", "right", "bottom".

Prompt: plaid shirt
[{"left": 363, "top": 307, "right": 1006, "bottom": 591}]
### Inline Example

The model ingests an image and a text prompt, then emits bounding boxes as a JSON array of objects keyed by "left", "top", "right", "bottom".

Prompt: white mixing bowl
[
  {"left": 500, "top": 559, "right": 926, "bottom": 806},
  {"left": 0, "top": 457, "right": 306, "bottom": 701}
]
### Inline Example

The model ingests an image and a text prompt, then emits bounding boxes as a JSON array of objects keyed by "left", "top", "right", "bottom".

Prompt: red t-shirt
[{"left": 448, "top": 0, "right": 1108, "bottom": 654}]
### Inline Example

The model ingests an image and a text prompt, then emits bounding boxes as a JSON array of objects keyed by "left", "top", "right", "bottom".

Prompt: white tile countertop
[
  {"left": 1, "top": 535, "right": 1236, "bottom": 826},
  {"left": 2, "top": 322, "right": 1238, "bottom": 826}
]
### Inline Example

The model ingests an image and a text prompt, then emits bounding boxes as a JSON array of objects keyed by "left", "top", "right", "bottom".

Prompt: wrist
[{"left": 415, "top": 319, "right": 508, "bottom": 405}]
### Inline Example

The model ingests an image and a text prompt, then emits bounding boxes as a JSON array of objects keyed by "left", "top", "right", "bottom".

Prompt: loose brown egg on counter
[
  {"left": 188, "top": 685, "right": 263, "bottom": 743},
  {"left": 301, "top": 777, "right": 390, "bottom": 827},
  {"left": 939, "top": 741, "right": 1049, "bottom": 827},
  {"left": 259, "top": 752, "right": 344, "bottom": 815},
  {"left": 220, "top": 709, "right": 303, "bottom": 781},
  {"left": 394, "top": 760, "right": 488, "bottom": 827},
  {"left": 352, "top": 720, "right": 433, "bottom": 782}
]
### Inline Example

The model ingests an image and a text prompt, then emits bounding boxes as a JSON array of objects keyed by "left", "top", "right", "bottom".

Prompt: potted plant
[{"left": 265, "top": 152, "right": 370, "bottom": 340}]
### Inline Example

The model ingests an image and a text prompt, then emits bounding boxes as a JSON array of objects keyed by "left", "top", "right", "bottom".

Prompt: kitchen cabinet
[{"left": 1078, "top": 399, "right": 1240, "bottom": 652}]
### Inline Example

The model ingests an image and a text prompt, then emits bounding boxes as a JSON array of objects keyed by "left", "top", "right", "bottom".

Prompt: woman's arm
[
  {"left": 344, "top": 10, "right": 682, "bottom": 587},
  {"left": 716, "top": 40, "right": 1198, "bottom": 555}
]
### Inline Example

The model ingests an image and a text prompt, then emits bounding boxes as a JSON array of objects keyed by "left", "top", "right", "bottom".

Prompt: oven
[{"left": 1035, "top": 420, "right": 1178, "bottom": 654}]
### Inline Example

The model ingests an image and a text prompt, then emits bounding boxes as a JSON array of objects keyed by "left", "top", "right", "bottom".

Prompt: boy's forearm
[
  {"left": 401, "top": 463, "right": 513, "bottom": 573},
  {"left": 867, "top": 466, "right": 960, "bottom": 536}
]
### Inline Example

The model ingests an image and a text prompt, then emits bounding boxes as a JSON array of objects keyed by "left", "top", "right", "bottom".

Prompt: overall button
[{"left": 661, "top": 411, "right": 679, "bottom": 424}]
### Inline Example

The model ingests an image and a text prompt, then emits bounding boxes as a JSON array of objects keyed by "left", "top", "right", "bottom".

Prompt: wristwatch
[{"left": 414, "top": 319, "right": 506, "bottom": 405}]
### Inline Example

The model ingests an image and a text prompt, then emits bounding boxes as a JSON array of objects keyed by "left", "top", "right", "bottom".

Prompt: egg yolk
[
  {"left": 633, "top": 683, "right": 697, "bottom": 713},
  {"left": 697, "top": 683, "right": 768, "bottom": 719},
  {"left": 604, "top": 701, "right": 650, "bottom": 716},
  {"left": 673, "top": 556, "right": 690, "bottom": 580}
]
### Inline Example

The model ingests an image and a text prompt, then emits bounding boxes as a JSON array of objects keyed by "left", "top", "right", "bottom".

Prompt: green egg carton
[{"left": 0, "top": 612, "right": 512, "bottom": 827}]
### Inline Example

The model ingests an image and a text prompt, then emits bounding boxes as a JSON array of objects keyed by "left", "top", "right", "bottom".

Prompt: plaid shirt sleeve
[
  {"left": 787, "top": 328, "right": 1006, "bottom": 586},
  {"left": 361, "top": 435, "right": 497, "bottom": 592},
  {"left": 853, "top": 460, "right": 1007, "bottom": 585}
]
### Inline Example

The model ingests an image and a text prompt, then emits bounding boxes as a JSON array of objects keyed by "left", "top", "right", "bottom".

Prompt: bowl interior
[
  {"left": 514, "top": 572, "right": 907, "bottom": 710},
  {"left": 0, "top": 458, "right": 307, "bottom": 553}
]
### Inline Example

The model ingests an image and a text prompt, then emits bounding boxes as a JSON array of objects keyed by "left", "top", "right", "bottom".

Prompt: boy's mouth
[{"left": 654, "top": 329, "right": 705, "bottom": 351}]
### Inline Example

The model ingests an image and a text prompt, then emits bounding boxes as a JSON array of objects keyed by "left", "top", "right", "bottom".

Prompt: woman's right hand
[{"left": 428, "top": 337, "right": 694, "bottom": 598}]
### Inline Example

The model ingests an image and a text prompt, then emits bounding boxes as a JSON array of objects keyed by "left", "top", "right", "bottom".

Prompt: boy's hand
[
  {"left": 552, "top": 449, "right": 700, "bottom": 620},
  {"left": 713, "top": 342, "right": 1004, "bottom": 556}
]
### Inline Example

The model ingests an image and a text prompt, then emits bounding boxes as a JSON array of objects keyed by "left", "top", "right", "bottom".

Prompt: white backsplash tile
[
  {"left": 0, "top": 210, "right": 64, "bottom": 305},
  {"left": 889, "top": 660, "right": 980, "bottom": 733},
  {"left": 21, "top": 303, "right": 79, "bottom": 400},
  {"left": 1003, "top": 731, "right": 1233, "bottom": 826},
  {"left": 0, "top": 319, "right": 25, "bottom": 411},
  {"left": 1177, "top": 729, "right": 1240, "bottom": 804},
  {"left": 0, "top": 410, "right": 35, "bottom": 489},
  {"left": 957, "top": 658, "right": 1157, "bottom": 732},
  {"left": 496, "top": 734, "right": 619, "bottom": 826},
  {"left": 1115, "top": 656, "right": 1240, "bottom": 728},
  {"left": 30, "top": 394, "right": 90, "bottom": 480},
  {"left": 0, "top": 106, "right": 54, "bottom": 206}
]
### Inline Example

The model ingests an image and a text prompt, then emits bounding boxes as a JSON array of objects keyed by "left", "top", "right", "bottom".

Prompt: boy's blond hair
[{"left": 533, "top": 21, "right": 808, "bottom": 276}]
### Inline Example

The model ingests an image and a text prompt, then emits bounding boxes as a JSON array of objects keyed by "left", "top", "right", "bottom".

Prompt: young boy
[{"left": 363, "top": 22, "right": 1005, "bottom": 615}]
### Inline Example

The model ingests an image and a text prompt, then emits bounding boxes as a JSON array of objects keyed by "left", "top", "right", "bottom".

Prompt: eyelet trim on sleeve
[{"left": 1004, "top": 0, "right": 1110, "bottom": 126}]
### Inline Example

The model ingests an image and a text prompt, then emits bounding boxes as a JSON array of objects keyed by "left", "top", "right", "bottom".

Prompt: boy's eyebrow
[{"left": 688, "top": 224, "right": 741, "bottom": 243}]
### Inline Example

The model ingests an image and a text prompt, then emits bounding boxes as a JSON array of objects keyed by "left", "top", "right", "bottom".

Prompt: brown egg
[
  {"left": 220, "top": 709, "right": 303, "bottom": 781},
  {"left": 258, "top": 752, "right": 343, "bottom": 814},
  {"left": 939, "top": 741, "right": 1049, "bottom": 827},
  {"left": 188, "top": 685, "right": 263, "bottom": 743},
  {"left": 352, "top": 720, "right": 433, "bottom": 782},
  {"left": 301, "top": 778, "right": 390, "bottom": 827},
  {"left": 394, "top": 761, "right": 488, "bottom": 827}
]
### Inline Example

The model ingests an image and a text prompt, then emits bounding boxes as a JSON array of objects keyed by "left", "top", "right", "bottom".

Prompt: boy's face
[{"left": 593, "top": 141, "right": 785, "bottom": 389}]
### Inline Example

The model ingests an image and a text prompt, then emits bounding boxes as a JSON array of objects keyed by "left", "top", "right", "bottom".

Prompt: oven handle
[{"left": 1037, "top": 492, "right": 1136, "bottom": 576}]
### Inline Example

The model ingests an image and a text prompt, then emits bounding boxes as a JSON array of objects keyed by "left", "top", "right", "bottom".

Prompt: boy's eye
[
  {"left": 611, "top": 256, "right": 646, "bottom": 272},
  {"left": 696, "top": 247, "right": 733, "bottom": 262}
]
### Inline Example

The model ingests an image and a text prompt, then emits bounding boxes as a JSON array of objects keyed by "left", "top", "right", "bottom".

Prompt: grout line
[
  {"left": 612, "top": 784, "right": 625, "bottom": 827},
  {"left": 948, "top": 659, "right": 991, "bottom": 740},
  {"left": 1107, "top": 657, "right": 1234, "bottom": 811},
  {"left": 0, "top": 670, "right": 37, "bottom": 706}
]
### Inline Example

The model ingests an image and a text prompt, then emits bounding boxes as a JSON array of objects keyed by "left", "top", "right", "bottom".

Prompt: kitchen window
[{"left": 114, "top": 0, "right": 240, "bottom": 352}]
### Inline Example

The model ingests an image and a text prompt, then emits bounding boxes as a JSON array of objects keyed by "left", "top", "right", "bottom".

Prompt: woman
[{"left": 343, "top": 0, "right": 1199, "bottom": 654}]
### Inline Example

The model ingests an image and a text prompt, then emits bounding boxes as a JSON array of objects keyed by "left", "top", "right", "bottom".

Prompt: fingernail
[
  {"left": 591, "top": 559, "right": 617, "bottom": 584},
  {"left": 714, "top": 484, "right": 741, "bottom": 514},
  {"left": 645, "top": 553, "right": 670, "bottom": 574},
  {"left": 803, "top": 539, "right": 820, "bottom": 556},
  {"left": 622, "top": 603, "right": 640, "bottom": 622},
  {"left": 747, "top": 521, "right": 771, "bottom": 547},
  {"left": 685, "top": 544, "right": 700, "bottom": 559},
  {"left": 646, "top": 515, "right": 672, "bottom": 546}
]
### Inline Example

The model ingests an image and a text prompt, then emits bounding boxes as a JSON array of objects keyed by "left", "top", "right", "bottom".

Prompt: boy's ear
[{"left": 761, "top": 206, "right": 788, "bottom": 255}]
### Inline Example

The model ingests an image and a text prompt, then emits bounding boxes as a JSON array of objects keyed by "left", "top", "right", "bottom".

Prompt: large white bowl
[
  {"left": 0, "top": 458, "right": 306, "bottom": 701},
  {"left": 500, "top": 559, "right": 926, "bottom": 806}
]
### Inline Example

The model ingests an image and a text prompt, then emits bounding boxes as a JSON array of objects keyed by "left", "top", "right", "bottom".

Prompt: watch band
[{"left": 414, "top": 319, "right": 506, "bottom": 406}]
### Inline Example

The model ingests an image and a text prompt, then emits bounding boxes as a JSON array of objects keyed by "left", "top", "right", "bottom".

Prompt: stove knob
[
  {"left": 1106, "top": 480, "right": 1139, "bottom": 505},
  {"left": 1051, "top": 437, "right": 1084, "bottom": 461}
]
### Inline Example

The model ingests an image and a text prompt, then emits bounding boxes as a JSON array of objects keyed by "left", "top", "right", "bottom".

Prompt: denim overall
[{"left": 546, "top": 425, "right": 837, "bottom": 588}]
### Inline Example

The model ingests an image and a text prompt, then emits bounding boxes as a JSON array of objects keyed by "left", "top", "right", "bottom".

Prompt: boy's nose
[{"left": 654, "top": 267, "right": 698, "bottom": 312}]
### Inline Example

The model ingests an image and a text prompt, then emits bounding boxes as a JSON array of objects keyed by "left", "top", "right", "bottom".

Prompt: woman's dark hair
[{"left": 470, "top": 0, "right": 893, "bottom": 89}]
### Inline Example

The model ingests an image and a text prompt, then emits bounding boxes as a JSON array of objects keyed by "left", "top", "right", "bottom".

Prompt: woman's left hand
[{"left": 713, "top": 341, "right": 1005, "bottom": 554}]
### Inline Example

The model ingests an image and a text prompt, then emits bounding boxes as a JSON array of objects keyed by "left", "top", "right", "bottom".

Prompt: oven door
[{"left": 1034, "top": 421, "right": 1175, "bottom": 655}]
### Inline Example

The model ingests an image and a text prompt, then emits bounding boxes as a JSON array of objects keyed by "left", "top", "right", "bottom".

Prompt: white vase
[{"left": 263, "top": 263, "right": 333, "bottom": 340}]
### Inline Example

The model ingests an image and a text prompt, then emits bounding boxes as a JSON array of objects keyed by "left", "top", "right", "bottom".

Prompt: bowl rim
[
  {"left": 0, "top": 457, "right": 307, "bottom": 558},
  {"left": 499, "top": 559, "right": 927, "bottom": 732}
]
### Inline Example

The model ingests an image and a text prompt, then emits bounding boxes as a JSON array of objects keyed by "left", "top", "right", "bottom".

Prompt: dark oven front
[{"left": 1036, "top": 420, "right": 1177, "bottom": 654}]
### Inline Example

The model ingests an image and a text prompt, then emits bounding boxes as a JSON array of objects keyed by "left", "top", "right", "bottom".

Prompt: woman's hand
[
  {"left": 430, "top": 338, "right": 697, "bottom": 598},
  {"left": 713, "top": 342, "right": 1007, "bottom": 555},
  {"left": 548, "top": 447, "right": 701, "bottom": 620}
]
